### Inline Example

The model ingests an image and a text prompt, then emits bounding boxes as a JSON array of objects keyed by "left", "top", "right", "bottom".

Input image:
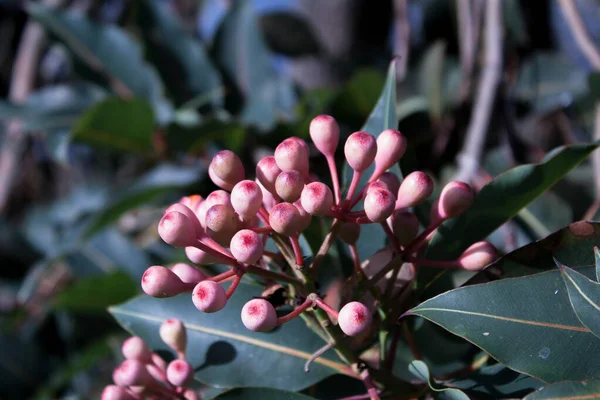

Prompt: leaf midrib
[{"left": 109, "top": 307, "right": 349, "bottom": 374}]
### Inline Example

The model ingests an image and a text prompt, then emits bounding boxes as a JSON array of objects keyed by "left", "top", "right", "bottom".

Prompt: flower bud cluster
[{"left": 102, "top": 319, "right": 197, "bottom": 400}]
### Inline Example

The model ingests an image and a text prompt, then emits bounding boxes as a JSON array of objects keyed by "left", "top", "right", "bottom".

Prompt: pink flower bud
[
  {"left": 274, "top": 138, "right": 309, "bottom": 177},
  {"left": 338, "top": 222, "right": 360, "bottom": 245},
  {"left": 438, "top": 181, "right": 474, "bottom": 219},
  {"left": 179, "top": 195, "right": 203, "bottom": 213},
  {"left": 166, "top": 359, "right": 193, "bottom": 387},
  {"left": 159, "top": 319, "right": 187, "bottom": 354},
  {"left": 195, "top": 190, "right": 231, "bottom": 227},
  {"left": 365, "top": 181, "right": 391, "bottom": 196},
  {"left": 146, "top": 363, "right": 166, "bottom": 387},
  {"left": 275, "top": 170, "right": 304, "bottom": 202},
  {"left": 231, "top": 180, "right": 263, "bottom": 220},
  {"left": 300, "top": 182, "right": 333, "bottom": 216},
  {"left": 164, "top": 203, "right": 203, "bottom": 237},
  {"left": 122, "top": 336, "right": 152, "bottom": 362},
  {"left": 309, "top": 114, "right": 340, "bottom": 156},
  {"left": 338, "top": 301, "right": 372, "bottom": 336},
  {"left": 141, "top": 266, "right": 191, "bottom": 298},
  {"left": 344, "top": 131, "right": 377, "bottom": 172},
  {"left": 185, "top": 247, "right": 218, "bottom": 265},
  {"left": 293, "top": 200, "right": 312, "bottom": 231},
  {"left": 113, "top": 360, "right": 154, "bottom": 387},
  {"left": 257, "top": 180, "right": 277, "bottom": 211},
  {"left": 374, "top": 129, "right": 407, "bottom": 176},
  {"left": 170, "top": 263, "right": 206, "bottom": 284},
  {"left": 396, "top": 171, "right": 434, "bottom": 209},
  {"left": 209, "top": 150, "right": 245, "bottom": 190},
  {"left": 204, "top": 204, "right": 239, "bottom": 246},
  {"left": 364, "top": 188, "right": 395, "bottom": 222},
  {"left": 159, "top": 211, "right": 197, "bottom": 247},
  {"left": 269, "top": 202, "right": 302, "bottom": 236},
  {"left": 152, "top": 353, "right": 167, "bottom": 371},
  {"left": 388, "top": 210, "right": 419, "bottom": 246},
  {"left": 192, "top": 280, "right": 227, "bottom": 313},
  {"left": 458, "top": 241, "right": 498, "bottom": 271},
  {"left": 256, "top": 156, "right": 281, "bottom": 195},
  {"left": 241, "top": 298, "right": 278, "bottom": 332},
  {"left": 183, "top": 389, "right": 200, "bottom": 400},
  {"left": 230, "top": 229, "right": 264, "bottom": 264},
  {"left": 377, "top": 172, "right": 400, "bottom": 196},
  {"left": 101, "top": 385, "right": 137, "bottom": 400}
]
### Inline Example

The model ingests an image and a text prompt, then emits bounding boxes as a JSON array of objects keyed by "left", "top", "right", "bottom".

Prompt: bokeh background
[{"left": 0, "top": 0, "right": 600, "bottom": 398}]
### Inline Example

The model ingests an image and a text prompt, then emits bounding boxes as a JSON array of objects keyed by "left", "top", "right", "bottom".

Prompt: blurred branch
[
  {"left": 455, "top": 0, "right": 502, "bottom": 183},
  {"left": 557, "top": 0, "right": 600, "bottom": 219},
  {"left": 457, "top": 0, "right": 474, "bottom": 99},
  {"left": 0, "top": 0, "right": 66, "bottom": 213},
  {"left": 392, "top": 0, "right": 409, "bottom": 81}
]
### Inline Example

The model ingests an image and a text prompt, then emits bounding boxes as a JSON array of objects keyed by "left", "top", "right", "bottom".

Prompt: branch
[
  {"left": 392, "top": 0, "right": 410, "bottom": 81},
  {"left": 454, "top": 0, "right": 502, "bottom": 183}
]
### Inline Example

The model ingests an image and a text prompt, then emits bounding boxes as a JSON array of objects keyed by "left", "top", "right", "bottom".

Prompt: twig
[
  {"left": 392, "top": 0, "right": 410, "bottom": 81},
  {"left": 454, "top": 0, "right": 502, "bottom": 183},
  {"left": 304, "top": 342, "right": 334, "bottom": 372}
]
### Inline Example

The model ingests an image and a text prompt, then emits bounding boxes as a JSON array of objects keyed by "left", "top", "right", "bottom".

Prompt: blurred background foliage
[{"left": 0, "top": 0, "right": 599, "bottom": 398}]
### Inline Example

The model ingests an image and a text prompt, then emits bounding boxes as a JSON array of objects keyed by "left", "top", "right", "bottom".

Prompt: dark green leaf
[
  {"left": 72, "top": 97, "right": 154, "bottom": 153},
  {"left": 213, "top": 387, "right": 317, "bottom": 400},
  {"left": 523, "top": 379, "right": 600, "bottom": 399},
  {"left": 54, "top": 271, "right": 137, "bottom": 313},
  {"left": 503, "top": 0, "right": 528, "bottom": 46},
  {"left": 82, "top": 164, "right": 202, "bottom": 239},
  {"left": 140, "top": 0, "right": 223, "bottom": 106},
  {"left": 408, "top": 360, "right": 469, "bottom": 400},
  {"left": 259, "top": 12, "right": 320, "bottom": 57},
  {"left": 109, "top": 282, "right": 346, "bottom": 390},
  {"left": 407, "top": 267, "right": 600, "bottom": 382},
  {"left": 558, "top": 261, "right": 600, "bottom": 339},
  {"left": 167, "top": 118, "right": 246, "bottom": 155},
  {"left": 595, "top": 246, "right": 600, "bottom": 282},
  {"left": 421, "top": 143, "right": 599, "bottom": 295},
  {"left": 589, "top": 72, "right": 600, "bottom": 102}
]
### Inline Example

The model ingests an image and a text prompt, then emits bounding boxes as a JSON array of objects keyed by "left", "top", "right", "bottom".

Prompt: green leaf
[
  {"left": 523, "top": 379, "right": 600, "bottom": 399},
  {"left": 215, "top": 0, "right": 295, "bottom": 130},
  {"left": 408, "top": 360, "right": 469, "bottom": 400},
  {"left": 54, "top": 271, "right": 137, "bottom": 313},
  {"left": 139, "top": 0, "right": 223, "bottom": 107},
  {"left": 343, "top": 60, "right": 399, "bottom": 260},
  {"left": 407, "top": 267, "right": 600, "bottom": 382},
  {"left": 259, "top": 12, "right": 320, "bottom": 57},
  {"left": 109, "top": 282, "right": 346, "bottom": 390},
  {"left": 595, "top": 246, "right": 600, "bottom": 283},
  {"left": 82, "top": 164, "right": 202, "bottom": 239},
  {"left": 72, "top": 97, "right": 154, "bottom": 153},
  {"left": 28, "top": 3, "right": 171, "bottom": 123},
  {"left": 419, "top": 40, "right": 446, "bottom": 120},
  {"left": 213, "top": 387, "right": 316, "bottom": 400},
  {"left": 421, "top": 143, "right": 599, "bottom": 295},
  {"left": 588, "top": 72, "right": 600, "bottom": 102},
  {"left": 558, "top": 260, "right": 600, "bottom": 339}
]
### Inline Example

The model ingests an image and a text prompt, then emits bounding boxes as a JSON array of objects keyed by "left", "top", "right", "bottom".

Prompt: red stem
[
  {"left": 244, "top": 265, "right": 303, "bottom": 286},
  {"left": 326, "top": 155, "right": 342, "bottom": 205},
  {"left": 314, "top": 297, "right": 339, "bottom": 319},
  {"left": 359, "top": 369, "right": 381, "bottom": 400},
  {"left": 384, "top": 326, "right": 401, "bottom": 370},
  {"left": 345, "top": 170, "right": 363, "bottom": 208},
  {"left": 209, "top": 268, "right": 237, "bottom": 282},
  {"left": 194, "top": 240, "right": 237, "bottom": 267},
  {"left": 263, "top": 250, "right": 284, "bottom": 260},
  {"left": 259, "top": 206, "right": 271, "bottom": 221},
  {"left": 225, "top": 273, "right": 243, "bottom": 298},
  {"left": 380, "top": 221, "right": 401, "bottom": 252},
  {"left": 402, "top": 219, "right": 444, "bottom": 256},
  {"left": 252, "top": 225, "right": 273, "bottom": 234},
  {"left": 277, "top": 298, "right": 312, "bottom": 325},
  {"left": 290, "top": 236, "right": 304, "bottom": 268}
]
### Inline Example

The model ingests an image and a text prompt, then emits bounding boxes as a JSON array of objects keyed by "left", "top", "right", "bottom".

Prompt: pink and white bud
[
  {"left": 231, "top": 180, "right": 263, "bottom": 220},
  {"left": 195, "top": 190, "right": 232, "bottom": 227},
  {"left": 101, "top": 385, "right": 137, "bottom": 400},
  {"left": 275, "top": 170, "right": 304, "bottom": 202},
  {"left": 309, "top": 115, "right": 340, "bottom": 156},
  {"left": 344, "top": 131, "right": 377, "bottom": 172},
  {"left": 179, "top": 195, "right": 203, "bottom": 214},
  {"left": 185, "top": 247, "right": 218, "bottom": 266},
  {"left": 389, "top": 210, "right": 419, "bottom": 246},
  {"left": 151, "top": 353, "right": 167, "bottom": 371},
  {"left": 164, "top": 203, "right": 204, "bottom": 237},
  {"left": 159, "top": 211, "right": 197, "bottom": 247},
  {"left": 458, "top": 241, "right": 498, "bottom": 271},
  {"left": 438, "top": 181, "right": 474, "bottom": 219},
  {"left": 396, "top": 171, "right": 434, "bottom": 209},
  {"left": 300, "top": 182, "right": 333, "bottom": 216},
  {"left": 364, "top": 188, "right": 395, "bottom": 222},
  {"left": 274, "top": 138, "right": 309, "bottom": 177},
  {"left": 230, "top": 229, "right": 264, "bottom": 264},
  {"left": 192, "top": 280, "right": 227, "bottom": 313},
  {"left": 113, "top": 359, "right": 154, "bottom": 387},
  {"left": 166, "top": 359, "right": 193, "bottom": 387},
  {"left": 170, "top": 263, "right": 206, "bottom": 284},
  {"left": 339, "top": 222, "right": 360, "bottom": 245},
  {"left": 293, "top": 200, "right": 312, "bottom": 232},
  {"left": 269, "top": 202, "right": 303, "bottom": 236},
  {"left": 204, "top": 204, "right": 239, "bottom": 246},
  {"left": 338, "top": 301, "right": 372, "bottom": 336},
  {"left": 373, "top": 129, "right": 407, "bottom": 177},
  {"left": 256, "top": 180, "right": 277, "bottom": 211},
  {"left": 141, "top": 266, "right": 191, "bottom": 298},
  {"left": 122, "top": 337, "right": 152, "bottom": 363},
  {"left": 159, "top": 319, "right": 187, "bottom": 354},
  {"left": 183, "top": 389, "right": 200, "bottom": 400},
  {"left": 365, "top": 181, "right": 391, "bottom": 196},
  {"left": 241, "top": 298, "right": 278, "bottom": 332},
  {"left": 256, "top": 156, "right": 281, "bottom": 195},
  {"left": 208, "top": 150, "right": 245, "bottom": 190},
  {"left": 378, "top": 172, "right": 401, "bottom": 196}
]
